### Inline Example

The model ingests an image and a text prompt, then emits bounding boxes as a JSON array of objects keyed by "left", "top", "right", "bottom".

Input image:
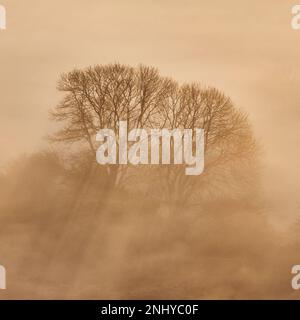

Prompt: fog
[{"left": 0, "top": 0, "right": 300, "bottom": 299}]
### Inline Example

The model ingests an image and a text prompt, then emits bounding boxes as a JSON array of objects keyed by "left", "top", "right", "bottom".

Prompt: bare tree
[
  {"left": 50, "top": 63, "right": 257, "bottom": 210},
  {"left": 149, "top": 83, "right": 258, "bottom": 210},
  {"left": 43, "top": 63, "right": 259, "bottom": 294}
]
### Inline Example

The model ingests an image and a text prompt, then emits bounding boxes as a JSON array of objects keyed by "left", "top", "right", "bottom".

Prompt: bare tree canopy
[
  {"left": 50, "top": 63, "right": 258, "bottom": 207},
  {"left": 51, "top": 63, "right": 256, "bottom": 161}
]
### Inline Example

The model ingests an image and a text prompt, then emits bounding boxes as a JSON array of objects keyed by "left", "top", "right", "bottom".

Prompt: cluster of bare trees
[
  {"left": 50, "top": 63, "right": 257, "bottom": 210},
  {"left": 0, "top": 64, "right": 270, "bottom": 299}
]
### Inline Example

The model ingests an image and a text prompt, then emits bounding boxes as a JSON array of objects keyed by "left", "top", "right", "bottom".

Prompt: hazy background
[
  {"left": 1, "top": 0, "right": 299, "bottom": 226},
  {"left": 0, "top": 0, "right": 300, "bottom": 299}
]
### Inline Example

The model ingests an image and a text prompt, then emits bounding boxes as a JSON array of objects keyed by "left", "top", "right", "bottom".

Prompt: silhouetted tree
[{"left": 50, "top": 63, "right": 258, "bottom": 209}]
